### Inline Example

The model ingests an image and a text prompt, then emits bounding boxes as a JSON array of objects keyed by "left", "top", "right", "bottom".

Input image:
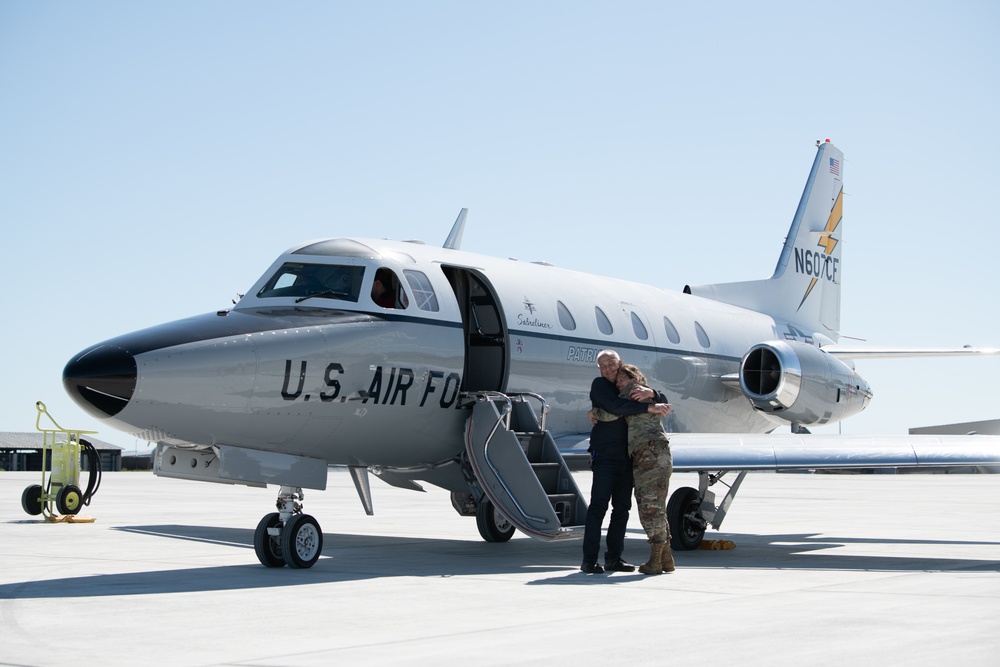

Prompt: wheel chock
[
  {"left": 698, "top": 539, "right": 735, "bottom": 550},
  {"left": 45, "top": 514, "right": 97, "bottom": 524}
]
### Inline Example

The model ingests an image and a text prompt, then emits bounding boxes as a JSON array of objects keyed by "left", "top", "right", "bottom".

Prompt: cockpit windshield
[{"left": 256, "top": 262, "right": 365, "bottom": 302}]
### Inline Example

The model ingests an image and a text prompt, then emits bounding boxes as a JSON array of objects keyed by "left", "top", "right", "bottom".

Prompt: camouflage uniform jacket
[{"left": 592, "top": 382, "right": 670, "bottom": 458}]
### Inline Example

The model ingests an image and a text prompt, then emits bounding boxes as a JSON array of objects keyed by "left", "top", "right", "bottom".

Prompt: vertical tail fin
[{"left": 684, "top": 140, "right": 845, "bottom": 341}]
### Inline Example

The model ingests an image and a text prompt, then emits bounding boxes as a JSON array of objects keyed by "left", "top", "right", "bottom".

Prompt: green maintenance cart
[{"left": 20, "top": 401, "right": 103, "bottom": 522}]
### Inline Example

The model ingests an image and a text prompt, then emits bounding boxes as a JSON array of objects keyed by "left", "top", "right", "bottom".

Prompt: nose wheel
[
  {"left": 253, "top": 487, "right": 324, "bottom": 569},
  {"left": 253, "top": 512, "right": 285, "bottom": 567},
  {"left": 281, "top": 514, "right": 323, "bottom": 568}
]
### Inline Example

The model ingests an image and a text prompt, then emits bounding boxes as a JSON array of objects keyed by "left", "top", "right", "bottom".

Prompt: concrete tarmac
[{"left": 2, "top": 469, "right": 999, "bottom": 667}]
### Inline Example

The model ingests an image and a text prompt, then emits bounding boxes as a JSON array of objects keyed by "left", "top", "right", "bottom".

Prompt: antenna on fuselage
[{"left": 443, "top": 208, "right": 468, "bottom": 250}]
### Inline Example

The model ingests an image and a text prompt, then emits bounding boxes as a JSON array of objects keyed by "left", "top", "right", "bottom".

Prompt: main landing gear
[
  {"left": 667, "top": 486, "right": 706, "bottom": 550},
  {"left": 666, "top": 470, "right": 748, "bottom": 551},
  {"left": 475, "top": 498, "right": 515, "bottom": 543},
  {"left": 253, "top": 486, "right": 324, "bottom": 569}
]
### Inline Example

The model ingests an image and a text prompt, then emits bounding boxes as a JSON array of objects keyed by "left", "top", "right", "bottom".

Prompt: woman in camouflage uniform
[{"left": 591, "top": 363, "right": 674, "bottom": 574}]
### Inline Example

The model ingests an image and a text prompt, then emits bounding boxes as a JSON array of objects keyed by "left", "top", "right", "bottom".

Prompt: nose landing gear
[{"left": 253, "top": 486, "right": 324, "bottom": 569}]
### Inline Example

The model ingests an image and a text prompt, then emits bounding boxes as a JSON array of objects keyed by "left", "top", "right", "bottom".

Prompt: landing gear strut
[{"left": 253, "top": 486, "right": 323, "bottom": 568}]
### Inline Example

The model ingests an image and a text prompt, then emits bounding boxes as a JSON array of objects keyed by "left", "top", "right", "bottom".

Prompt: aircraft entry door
[{"left": 443, "top": 267, "right": 508, "bottom": 393}]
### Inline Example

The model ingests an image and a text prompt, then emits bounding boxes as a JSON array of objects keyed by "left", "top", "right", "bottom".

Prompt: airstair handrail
[
  {"left": 506, "top": 392, "right": 550, "bottom": 432},
  {"left": 469, "top": 392, "right": 549, "bottom": 525}
]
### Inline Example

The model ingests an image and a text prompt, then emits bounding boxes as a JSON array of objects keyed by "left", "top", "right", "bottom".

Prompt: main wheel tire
[
  {"left": 21, "top": 484, "right": 43, "bottom": 516},
  {"left": 56, "top": 484, "right": 83, "bottom": 515},
  {"left": 476, "top": 499, "right": 515, "bottom": 543},
  {"left": 667, "top": 486, "right": 706, "bottom": 551},
  {"left": 254, "top": 512, "right": 285, "bottom": 568},
  {"left": 280, "top": 514, "right": 323, "bottom": 569}
]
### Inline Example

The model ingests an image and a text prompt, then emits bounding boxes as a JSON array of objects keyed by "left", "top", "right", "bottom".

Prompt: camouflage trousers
[{"left": 632, "top": 439, "right": 672, "bottom": 544}]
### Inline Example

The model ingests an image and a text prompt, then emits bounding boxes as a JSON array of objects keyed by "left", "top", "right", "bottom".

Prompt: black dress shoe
[
  {"left": 580, "top": 561, "right": 605, "bottom": 574},
  {"left": 604, "top": 559, "right": 636, "bottom": 572}
]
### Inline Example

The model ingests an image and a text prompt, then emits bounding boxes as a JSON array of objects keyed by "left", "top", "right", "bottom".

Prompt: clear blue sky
[{"left": 1, "top": 2, "right": 997, "bottom": 451}]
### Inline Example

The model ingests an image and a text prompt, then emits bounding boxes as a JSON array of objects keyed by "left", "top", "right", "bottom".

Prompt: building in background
[{"left": 0, "top": 432, "right": 123, "bottom": 472}]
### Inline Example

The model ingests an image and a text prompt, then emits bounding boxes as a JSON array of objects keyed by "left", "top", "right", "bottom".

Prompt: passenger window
[
  {"left": 372, "top": 268, "right": 409, "bottom": 309},
  {"left": 663, "top": 316, "right": 681, "bottom": 344},
  {"left": 403, "top": 270, "right": 439, "bottom": 312},
  {"left": 557, "top": 301, "right": 576, "bottom": 331},
  {"left": 595, "top": 306, "right": 613, "bottom": 335},
  {"left": 630, "top": 312, "right": 648, "bottom": 340},
  {"left": 695, "top": 321, "right": 711, "bottom": 348}
]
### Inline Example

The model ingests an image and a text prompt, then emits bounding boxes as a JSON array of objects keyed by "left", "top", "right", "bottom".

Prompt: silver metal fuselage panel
[
  {"left": 117, "top": 311, "right": 469, "bottom": 467},
  {"left": 89, "top": 239, "right": 791, "bottom": 470}
]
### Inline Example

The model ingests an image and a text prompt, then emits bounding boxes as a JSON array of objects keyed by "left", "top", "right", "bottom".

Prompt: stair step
[
  {"left": 547, "top": 493, "right": 580, "bottom": 526},
  {"left": 530, "top": 462, "right": 560, "bottom": 491},
  {"left": 517, "top": 433, "right": 546, "bottom": 462}
]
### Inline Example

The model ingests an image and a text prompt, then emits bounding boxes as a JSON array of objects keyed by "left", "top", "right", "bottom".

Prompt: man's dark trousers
[{"left": 582, "top": 455, "right": 634, "bottom": 564}]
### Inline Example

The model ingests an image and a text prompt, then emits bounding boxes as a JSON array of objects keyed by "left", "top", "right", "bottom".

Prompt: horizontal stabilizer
[{"left": 910, "top": 419, "right": 1000, "bottom": 436}]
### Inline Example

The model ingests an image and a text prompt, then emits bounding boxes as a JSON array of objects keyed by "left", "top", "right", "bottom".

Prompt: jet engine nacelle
[{"left": 739, "top": 340, "right": 872, "bottom": 426}]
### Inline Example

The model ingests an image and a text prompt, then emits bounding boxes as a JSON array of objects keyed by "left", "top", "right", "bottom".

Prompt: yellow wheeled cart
[{"left": 20, "top": 402, "right": 102, "bottom": 522}]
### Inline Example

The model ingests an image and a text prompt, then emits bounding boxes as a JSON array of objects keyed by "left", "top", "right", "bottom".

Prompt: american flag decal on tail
[{"left": 829, "top": 157, "right": 841, "bottom": 176}]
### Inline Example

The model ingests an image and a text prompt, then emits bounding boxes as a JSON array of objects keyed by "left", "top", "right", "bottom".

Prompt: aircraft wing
[
  {"left": 668, "top": 433, "right": 1000, "bottom": 472},
  {"left": 821, "top": 344, "right": 1000, "bottom": 359},
  {"left": 557, "top": 432, "right": 1000, "bottom": 472}
]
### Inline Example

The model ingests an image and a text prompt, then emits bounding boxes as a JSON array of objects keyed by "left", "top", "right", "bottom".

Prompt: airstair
[{"left": 463, "top": 392, "right": 587, "bottom": 540}]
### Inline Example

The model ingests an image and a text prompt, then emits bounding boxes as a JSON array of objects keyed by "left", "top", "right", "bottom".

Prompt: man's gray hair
[{"left": 596, "top": 349, "right": 620, "bottom": 364}]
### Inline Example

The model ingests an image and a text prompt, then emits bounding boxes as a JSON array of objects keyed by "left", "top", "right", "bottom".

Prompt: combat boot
[
  {"left": 660, "top": 542, "right": 675, "bottom": 573},
  {"left": 638, "top": 542, "right": 662, "bottom": 575}
]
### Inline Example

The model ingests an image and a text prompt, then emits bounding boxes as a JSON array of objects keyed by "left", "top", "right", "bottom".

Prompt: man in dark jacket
[{"left": 581, "top": 350, "right": 670, "bottom": 573}]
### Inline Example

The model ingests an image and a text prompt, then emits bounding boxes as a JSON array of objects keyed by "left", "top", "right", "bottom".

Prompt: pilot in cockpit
[{"left": 371, "top": 268, "right": 408, "bottom": 309}]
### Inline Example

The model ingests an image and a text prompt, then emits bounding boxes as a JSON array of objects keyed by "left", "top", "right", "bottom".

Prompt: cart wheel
[
  {"left": 56, "top": 484, "right": 83, "bottom": 515},
  {"left": 21, "top": 484, "right": 43, "bottom": 516}
]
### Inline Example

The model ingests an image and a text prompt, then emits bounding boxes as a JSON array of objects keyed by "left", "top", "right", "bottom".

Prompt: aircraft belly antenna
[{"left": 443, "top": 208, "right": 468, "bottom": 250}]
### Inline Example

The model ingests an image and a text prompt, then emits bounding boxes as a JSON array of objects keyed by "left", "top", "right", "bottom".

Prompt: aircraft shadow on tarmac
[{"left": 2, "top": 524, "right": 998, "bottom": 600}]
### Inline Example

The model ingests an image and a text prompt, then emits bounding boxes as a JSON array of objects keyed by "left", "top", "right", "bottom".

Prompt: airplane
[{"left": 62, "top": 140, "right": 1000, "bottom": 569}]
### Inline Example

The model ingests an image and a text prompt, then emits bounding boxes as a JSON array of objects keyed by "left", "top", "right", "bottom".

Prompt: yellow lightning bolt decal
[{"left": 797, "top": 187, "right": 844, "bottom": 311}]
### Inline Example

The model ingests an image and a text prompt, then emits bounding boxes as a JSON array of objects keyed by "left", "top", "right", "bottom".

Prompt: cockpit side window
[
  {"left": 371, "top": 267, "right": 409, "bottom": 309},
  {"left": 403, "top": 270, "right": 439, "bottom": 311},
  {"left": 256, "top": 263, "right": 365, "bottom": 302}
]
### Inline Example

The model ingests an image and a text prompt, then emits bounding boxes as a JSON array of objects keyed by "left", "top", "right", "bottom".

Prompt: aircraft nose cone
[{"left": 63, "top": 344, "right": 137, "bottom": 419}]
